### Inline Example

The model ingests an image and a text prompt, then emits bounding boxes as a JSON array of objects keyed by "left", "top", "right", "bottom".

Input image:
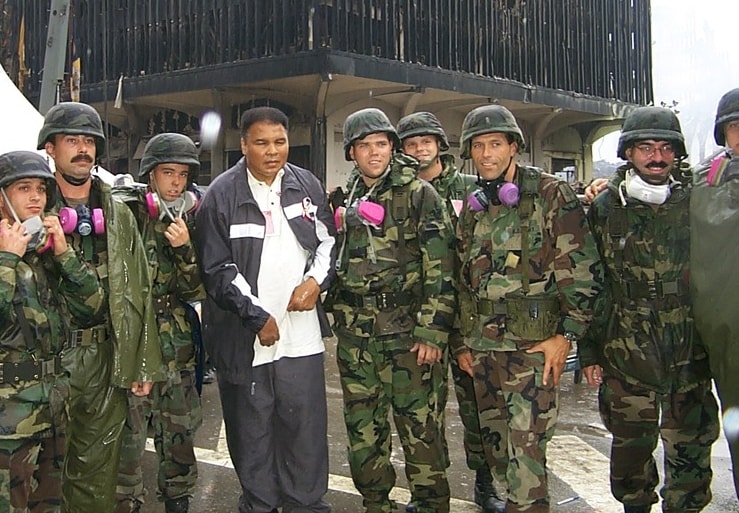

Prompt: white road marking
[
  {"left": 548, "top": 434, "right": 621, "bottom": 512},
  {"left": 144, "top": 428, "right": 620, "bottom": 511}
]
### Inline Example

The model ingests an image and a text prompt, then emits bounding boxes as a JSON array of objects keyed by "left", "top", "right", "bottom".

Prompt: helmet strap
[
  {"left": 57, "top": 168, "right": 92, "bottom": 187},
  {"left": 0, "top": 188, "right": 22, "bottom": 224}
]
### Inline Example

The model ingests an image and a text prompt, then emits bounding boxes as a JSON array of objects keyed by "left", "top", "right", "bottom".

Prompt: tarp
[
  {"left": 0, "top": 65, "right": 117, "bottom": 184},
  {"left": 0, "top": 65, "right": 43, "bottom": 154}
]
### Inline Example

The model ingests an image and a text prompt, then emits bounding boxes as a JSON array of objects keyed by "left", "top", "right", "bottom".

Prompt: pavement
[{"left": 136, "top": 338, "right": 739, "bottom": 512}]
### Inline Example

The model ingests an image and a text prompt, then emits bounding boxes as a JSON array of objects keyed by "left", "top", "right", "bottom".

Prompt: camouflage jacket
[
  {"left": 584, "top": 165, "right": 711, "bottom": 392},
  {"left": 113, "top": 184, "right": 206, "bottom": 375},
  {"left": 330, "top": 153, "right": 456, "bottom": 350},
  {"left": 427, "top": 154, "right": 477, "bottom": 355},
  {"left": 456, "top": 165, "right": 602, "bottom": 353},
  {"left": 0, "top": 247, "right": 104, "bottom": 439},
  {"left": 429, "top": 154, "right": 478, "bottom": 225},
  {"left": 51, "top": 177, "right": 166, "bottom": 387}
]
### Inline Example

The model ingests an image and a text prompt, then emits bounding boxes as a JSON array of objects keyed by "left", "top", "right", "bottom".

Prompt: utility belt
[
  {"left": 613, "top": 279, "right": 689, "bottom": 303},
  {"left": 476, "top": 292, "right": 559, "bottom": 340},
  {"left": 153, "top": 294, "right": 179, "bottom": 316},
  {"left": 0, "top": 356, "right": 63, "bottom": 385},
  {"left": 68, "top": 325, "right": 108, "bottom": 348},
  {"left": 340, "top": 290, "right": 414, "bottom": 312}
]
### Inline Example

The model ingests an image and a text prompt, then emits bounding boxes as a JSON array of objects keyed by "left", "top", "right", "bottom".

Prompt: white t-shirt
[{"left": 247, "top": 168, "right": 325, "bottom": 367}]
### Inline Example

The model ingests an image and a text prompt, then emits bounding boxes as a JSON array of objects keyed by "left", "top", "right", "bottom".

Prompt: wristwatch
[{"left": 562, "top": 331, "right": 578, "bottom": 344}]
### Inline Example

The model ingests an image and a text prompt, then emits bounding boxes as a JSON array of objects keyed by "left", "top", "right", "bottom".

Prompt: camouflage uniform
[
  {"left": 396, "top": 111, "right": 497, "bottom": 512},
  {"left": 114, "top": 134, "right": 205, "bottom": 513},
  {"left": 691, "top": 87, "right": 739, "bottom": 500},
  {"left": 330, "top": 110, "right": 456, "bottom": 513},
  {"left": 456, "top": 105, "right": 602, "bottom": 513},
  {"left": 423, "top": 155, "right": 485, "bottom": 466},
  {"left": 39, "top": 103, "right": 166, "bottom": 513},
  {"left": 0, "top": 151, "right": 104, "bottom": 513},
  {"left": 583, "top": 107, "right": 719, "bottom": 512}
]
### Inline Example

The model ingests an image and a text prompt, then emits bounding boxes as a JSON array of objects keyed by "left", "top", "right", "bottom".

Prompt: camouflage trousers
[
  {"left": 0, "top": 436, "right": 65, "bottom": 513},
  {"left": 598, "top": 375, "right": 719, "bottom": 512},
  {"left": 62, "top": 341, "right": 128, "bottom": 513},
  {"left": 336, "top": 332, "right": 450, "bottom": 513},
  {"left": 115, "top": 370, "right": 202, "bottom": 512},
  {"left": 472, "top": 348, "right": 558, "bottom": 513},
  {"left": 450, "top": 356, "right": 488, "bottom": 472}
]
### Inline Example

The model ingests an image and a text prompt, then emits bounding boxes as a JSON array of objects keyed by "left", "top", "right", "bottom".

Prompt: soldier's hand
[
  {"left": 258, "top": 315, "right": 280, "bottom": 346},
  {"left": 410, "top": 342, "right": 442, "bottom": 366},
  {"left": 526, "top": 334, "right": 570, "bottom": 387},
  {"left": 456, "top": 351, "right": 475, "bottom": 378},
  {"left": 287, "top": 277, "right": 320, "bottom": 312},
  {"left": 583, "top": 364, "right": 603, "bottom": 387},
  {"left": 584, "top": 178, "right": 608, "bottom": 203},
  {"left": 164, "top": 217, "right": 190, "bottom": 248},
  {"left": 43, "top": 215, "right": 68, "bottom": 255},
  {"left": 131, "top": 381, "right": 153, "bottom": 396},
  {"left": 0, "top": 218, "right": 31, "bottom": 256}
]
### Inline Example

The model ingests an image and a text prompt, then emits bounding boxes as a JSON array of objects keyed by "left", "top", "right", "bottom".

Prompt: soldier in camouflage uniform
[
  {"left": 691, "top": 88, "right": 739, "bottom": 500},
  {"left": 38, "top": 102, "right": 166, "bottom": 513},
  {"left": 328, "top": 107, "right": 455, "bottom": 513},
  {"left": 582, "top": 107, "right": 719, "bottom": 513},
  {"left": 455, "top": 105, "right": 602, "bottom": 513},
  {"left": 113, "top": 133, "right": 205, "bottom": 513},
  {"left": 0, "top": 151, "right": 104, "bottom": 513},
  {"left": 397, "top": 112, "right": 504, "bottom": 513}
]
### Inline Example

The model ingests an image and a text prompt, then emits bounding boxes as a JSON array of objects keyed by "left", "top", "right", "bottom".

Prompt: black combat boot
[
  {"left": 164, "top": 497, "right": 189, "bottom": 513},
  {"left": 623, "top": 505, "right": 651, "bottom": 513},
  {"left": 474, "top": 467, "right": 506, "bottom": 513}
]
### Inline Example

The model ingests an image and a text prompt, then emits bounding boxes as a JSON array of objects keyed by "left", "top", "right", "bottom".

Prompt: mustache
[
  {"left": 71, "top": 154, "right": 93, "bottom": 163},
  {"left": 646, "top": 161, "right": 668, "bottom": 169}
]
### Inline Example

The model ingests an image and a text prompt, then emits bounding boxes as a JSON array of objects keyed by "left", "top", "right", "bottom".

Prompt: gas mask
[
  {"left": 623, "top": 169, "right": 671, "bottom": 205},
  {"left": 145, "top": 190, "right": 199, "bottom": 222},
  {"left": 59, "top": 204, "right": 105, "bottom": 236},
  {"left": 0, "top": 188, "right": 53, "bottom": 254},
  {"left": 467, "top": 177, "right": 520, "bottom": 211},
  {"left": 334, "top": 200, "right": 385, "bottom": 233},
  {"left": 21, "top": 215, "right": 54, "bottom": 253}
]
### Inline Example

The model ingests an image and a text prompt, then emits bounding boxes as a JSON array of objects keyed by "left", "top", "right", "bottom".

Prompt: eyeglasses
[{"left": 634, "top": 143, "right": 675, "bottom": 158}]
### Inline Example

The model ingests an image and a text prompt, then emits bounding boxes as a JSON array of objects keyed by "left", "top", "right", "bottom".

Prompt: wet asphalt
[{"left": 135, "top": 337, "right": 738, "bottom": 513}]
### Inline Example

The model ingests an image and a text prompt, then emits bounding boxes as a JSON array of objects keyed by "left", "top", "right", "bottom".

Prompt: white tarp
[
  {"left": 0, "top": 65, "right": 44, "bottom": 154},
  {"left": 0, "top": 65, "right": 117, "bottom": 184}
]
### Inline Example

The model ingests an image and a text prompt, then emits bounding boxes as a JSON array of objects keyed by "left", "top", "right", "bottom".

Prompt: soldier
[
  {"left": 455, "top": 105, "right": 602, "bottom": 512},
  {"left": 396, "top": 112, "right": 504, "bottom": 513},
  {"left": 583, "top": 107, "right": 719, "bottom": 513},
  {"left": 690, "top": 87, "right": 739, "bottom": 500},
  {"left": 328, "top": 107, "right": 455, "bottom": 513},
  {"left": 196, "top": 106, "right": 335, "bottom": 513},
  {"left": 38, "top": 102, "right": 166, "bottom": 513},
  {"left": 0, "top": 151, "right": 104, "bottom": 512},
  {"left": 113, "top": 133, "right": 206, "bottom": 513}
]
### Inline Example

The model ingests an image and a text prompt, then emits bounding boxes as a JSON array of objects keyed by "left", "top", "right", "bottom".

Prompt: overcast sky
[{"left": 594, "top": 0, "right": 739, "bottom": 163}]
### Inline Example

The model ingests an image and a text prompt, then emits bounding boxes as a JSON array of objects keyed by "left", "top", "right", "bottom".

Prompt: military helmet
[
  {"left": 343, "top": 108, "right": 400, "bottom": 161},
  {"left": 714, "top": 88, "right": 739, "bottom": 146},
  {"left": 397, "top": 112, "right": 450, "bottom": 151},
  {"left": 460, "top": 105, "right": 525, "bottom": 159},
  {"left": 37, "top": 102, "right": 106, "bottom": 157},
  {"left": 0, "top": 151, "right": 56, "bottom": 192},
  {"left": 139, "top": 133, "right": 200, "bottom": 179},
  {"left": 617, "top": 106, "right": 687, "bottom": 160}
]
